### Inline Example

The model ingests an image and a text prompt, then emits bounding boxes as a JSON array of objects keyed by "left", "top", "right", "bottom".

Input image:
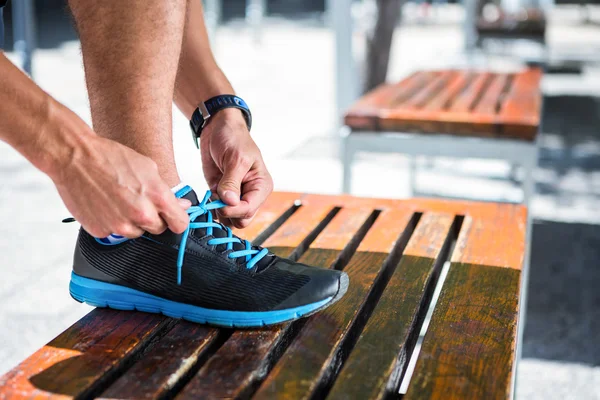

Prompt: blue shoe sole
[{"left": 69, "top": 272, "right": 338, "bottom": 328}]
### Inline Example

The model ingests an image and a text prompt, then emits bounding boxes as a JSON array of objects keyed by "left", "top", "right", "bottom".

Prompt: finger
[
  {"left": 217, "top": 201, "right": 252, "bottom": 219},
  {"left": 131, "top": 202, "right": 168, "bottom": 235},
  {"left": 217, "top": 158, "right": 251, "bottom": 207},
  {"left": 85, "top": 225, "right": 112, "bottom": 239},
  {"left": 113, "top": 223, "right": 145, "bottom": 239},
  {"left": 218, "top": 176, "right": 271, "bottom": 219},
  {"left": 178, "top": 198, "right": 192, "bottom": 209},
  {"left": 138, "top": 214, "right": 168, "bottom": 235},
  {"left": 240, "top": 184, "right": 271, "bottom": 214},
  {"left": 215, "top": 210, "right": 233, "bottom": 228},
  {"left": 231, "top": 215, "right": 255, "bottom": 229},
  {"left": 153, "top": 187, "right": 190, "bottom": 234}
]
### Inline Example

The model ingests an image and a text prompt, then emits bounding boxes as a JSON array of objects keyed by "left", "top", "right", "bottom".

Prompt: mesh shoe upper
[{"left": 72, "top": 188, "right": 346, "bottom": 312}]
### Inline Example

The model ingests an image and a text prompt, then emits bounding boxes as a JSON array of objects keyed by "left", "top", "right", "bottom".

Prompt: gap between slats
[
  {"left": 253, "top": 201, "right": 302, "bottom": 246},
  {"left": 396, "top": 215, "right": 465, "bottom": 399},
  {"left": 288, "top": 207, "right": 342, "bottom": 262}
]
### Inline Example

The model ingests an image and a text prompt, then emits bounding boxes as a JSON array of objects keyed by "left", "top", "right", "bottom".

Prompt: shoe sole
[{"left": 69, "top": 271, "right": 349, "bottom": 328}]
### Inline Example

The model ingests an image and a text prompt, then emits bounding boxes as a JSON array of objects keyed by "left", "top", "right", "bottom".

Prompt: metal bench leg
[{"left": 513, "top": 144, "right": 538, "bottom": 399}]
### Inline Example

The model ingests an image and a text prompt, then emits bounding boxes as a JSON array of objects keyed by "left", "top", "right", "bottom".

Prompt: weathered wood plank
[
  {"left": 404, "top": 262, "right": 521, "bottom": 399},
  {"left": 98, "top": 323, "right": 219, "bottom": 399},
  {"left": 326, "top": 213, "right": 455, "bottom": 400},
  {"left": 0, "top": 310, "right": 169, "bottom": 399},
  {"left": 177, "top": 206, "right": 375, "bottom": 400},
  {"left": 252, "top": 208, "right": 417, "bottom": 400}
]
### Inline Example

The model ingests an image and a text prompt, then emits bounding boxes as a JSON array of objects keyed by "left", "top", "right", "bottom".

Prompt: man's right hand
[
  {"left": 52, "top": 135, "right": 190, "bottom": 239},
  {"left": 0, "top": 54, "right": 189, "bottom": 239}
]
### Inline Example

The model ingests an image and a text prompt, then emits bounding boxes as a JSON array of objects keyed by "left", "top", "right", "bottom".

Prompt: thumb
[{"left": 217, "top": 163, "right": 247, "bottom": 206}]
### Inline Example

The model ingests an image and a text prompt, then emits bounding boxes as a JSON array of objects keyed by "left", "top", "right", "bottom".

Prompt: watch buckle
[{"left": 198, "top": 101, "right": 211, "bottom": 126}]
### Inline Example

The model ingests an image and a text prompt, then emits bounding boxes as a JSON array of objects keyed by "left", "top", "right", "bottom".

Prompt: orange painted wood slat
[
  {"left": 421, "top": 71, "right": 472, "bottom": 112},
  {"left": 177, "top": 206, "right": 375, "bottom": 400},
  {"left": 497, "top": 68, "right": 542, "bottom": 140},
  {"left": 473, "top": 73, "right": 510, "bottom": 116},
  {"left": 400, "top": 71, "right": 452, "bottom": 110},
  {"left": 344, "top": 72, "right": 433, "bottom": 130},
  {"left": 448, "top": 72, "right": 491, "bottom": 113},
  {"left": 452, "top": 209, "right": 526, "bottom": 271}
]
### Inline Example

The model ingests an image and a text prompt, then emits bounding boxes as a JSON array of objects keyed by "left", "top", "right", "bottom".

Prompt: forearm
[
  {"left": 0, "top": 54, "right": 93, "bottom": 180},
  {"left": 174, "top": 0, "right": 235, "bottom": 119}
]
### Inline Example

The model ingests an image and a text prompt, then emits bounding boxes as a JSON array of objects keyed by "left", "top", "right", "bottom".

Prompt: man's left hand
[{"left": 200, "top": 109, "right": 273, "bottom": 229}]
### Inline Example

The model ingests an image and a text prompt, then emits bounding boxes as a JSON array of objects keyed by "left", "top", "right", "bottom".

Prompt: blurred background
[{"left": 1, "top": 0, "right": 600, "bottom": 398}]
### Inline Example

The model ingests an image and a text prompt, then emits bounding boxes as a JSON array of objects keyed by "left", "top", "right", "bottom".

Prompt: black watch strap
[{"left": 189, "top": 95, "right": 252, "bottom": 148}]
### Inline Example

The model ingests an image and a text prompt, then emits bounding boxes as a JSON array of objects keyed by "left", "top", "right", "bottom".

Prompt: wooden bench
[
  {"left": 341, "top": 68, "right": 542, "bottom": 207},
  {"left": 0, "top": 192, "right": 526, "bottom": 399}
]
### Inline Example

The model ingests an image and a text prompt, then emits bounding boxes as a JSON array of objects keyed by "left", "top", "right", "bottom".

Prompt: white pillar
[{"left": 328, "top": 0, "right": 359, "bottom": 129}]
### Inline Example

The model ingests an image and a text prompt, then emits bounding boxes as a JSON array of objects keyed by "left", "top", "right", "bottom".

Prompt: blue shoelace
[{"left": 177, "top": 190, "right": 269, "bottom": 285}]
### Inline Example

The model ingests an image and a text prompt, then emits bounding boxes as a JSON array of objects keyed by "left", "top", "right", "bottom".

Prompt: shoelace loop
[{"left": 177, "top": 190, "right": 269, "bottom": 285}]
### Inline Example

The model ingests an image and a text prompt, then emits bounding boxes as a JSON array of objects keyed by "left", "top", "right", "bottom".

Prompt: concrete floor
[{"left": 1, "top": 5, "right": 600, "bottom": 398}]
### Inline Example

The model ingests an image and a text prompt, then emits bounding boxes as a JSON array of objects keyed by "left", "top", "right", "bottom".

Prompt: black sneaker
[{"left": 69, "top": 186, "right": 349, "bottom": 327}]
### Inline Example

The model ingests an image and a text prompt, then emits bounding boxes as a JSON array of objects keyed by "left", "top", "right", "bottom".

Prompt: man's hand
[
  {"left": 200, "top": 109, "right": 273, "bottom": 228},
  {"left": 53, "top": 135, "right": 191, "bottom": 239}
]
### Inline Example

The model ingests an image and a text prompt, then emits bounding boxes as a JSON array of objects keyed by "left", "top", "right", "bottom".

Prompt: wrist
[{"left": 202, "top": 108, "right": 249, "bottom": 138}]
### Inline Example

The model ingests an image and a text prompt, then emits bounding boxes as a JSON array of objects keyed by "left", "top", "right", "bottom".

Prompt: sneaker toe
[{"left": 271, "top": 260, "right": 349, "bottom": 311}]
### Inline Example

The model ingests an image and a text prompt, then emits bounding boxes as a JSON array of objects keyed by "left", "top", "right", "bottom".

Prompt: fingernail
[
  {"left": 178, "top": 198, "right": 192, "bottom": 209},
  {"left": 222, "top": 191, "right": 238, "bottom": 202}
]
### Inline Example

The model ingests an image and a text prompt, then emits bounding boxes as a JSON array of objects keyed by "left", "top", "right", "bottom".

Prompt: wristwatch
[{"left": 189, "top": 95, "right": 252, "bottom": 148}]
